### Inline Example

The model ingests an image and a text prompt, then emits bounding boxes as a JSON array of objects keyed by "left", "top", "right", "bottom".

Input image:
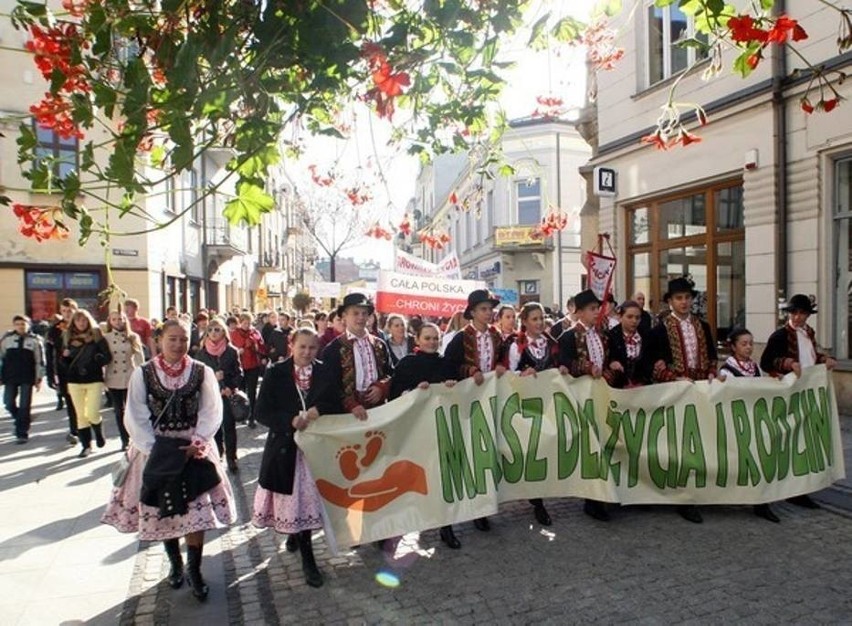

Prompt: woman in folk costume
[
  {"left": 503, "top": 301, "right": 561, "bottom": 527},
  {"left": 253, "top": 328, "right": 336, "bottom": 587},
  {"left": 558, "top": 289, "right": 613, "bottom": 522},
  {"left": 648, "top": 276, "right": 717, "bottom": 525},
  {"left": 101, "top": 320, "right": 236, "bottom": 602},
  {"left": 606, "top": 300, "right": 653, "bottom": 389},
  {"left": 389, "top": 323, "right": 461, "bottom": 548},
  {"left": 760, "top": 294, "right": 836, "bottom": 510},
  {"left": 444, "top": 289, "right": 507, "bottom": 532},
  {"left": 716, "top": 328, "right": 781, "bottom": 523},
  {"left": 320, "top": 293, "right": 392, "bottom": 420}
]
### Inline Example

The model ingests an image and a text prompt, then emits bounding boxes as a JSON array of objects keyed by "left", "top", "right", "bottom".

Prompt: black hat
[
  {"left": 573, "top": 289, "right": 601, "bottom": 311},
  {"left": 782, "top": 294, "right": 817, "bottom": 314},
  {"left": 664, "top": 276, "right": 698, "bottom": 301},
  {"left": 336, "top": 293, "right": 375, "bottom": 318},
  {"left": 463, "top": 289, "right": 500, "bottom": 320}
]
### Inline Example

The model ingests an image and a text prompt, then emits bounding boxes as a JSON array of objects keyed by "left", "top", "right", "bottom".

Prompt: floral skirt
[
  {"left": 101, "top": 431, "right": 236, "bottom": 541},
  {"left": 252, "top": 450, "right": 324, "bottom": 535}
]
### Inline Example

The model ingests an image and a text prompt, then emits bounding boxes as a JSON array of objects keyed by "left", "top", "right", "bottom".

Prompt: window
[
  {"left": 646, "top": 3, "right": 707, "bottom": 86},
  {"left": 833, "top": 158, "right": 852, "bottom": 359},
  {"left": 164, "top": 172, "right": 176, "bottom": 213},
  {"left": 188, "top": 168, "right": 201, "bottom": 224},
  {"left": 626, "top": 181, "right": 744, "bottom": 342},
  {"left": 481, "top": 190, "right": 493, "bottom": 241},
  {"left": 466, "top": 207, "right": 474, "bottom": 248},
  {"left": 34, "top": 124, "right": 77, "bottom": 180},
  {"left": 517, "top": 178, "right": 541, "bottom": 225}
]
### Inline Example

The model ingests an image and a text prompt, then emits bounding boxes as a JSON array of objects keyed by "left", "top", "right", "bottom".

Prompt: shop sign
[
  {"left": 494, "top": 226, "right": 545, "bottom": 248},
  {"left": 26, "top": 272, "right": 63, "bottom": 290}
]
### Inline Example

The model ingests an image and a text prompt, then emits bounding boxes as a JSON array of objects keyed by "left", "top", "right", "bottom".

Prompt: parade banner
[
  {"left": 297, "top": 366, "right": 844, "bottom": 550},
  {"left": 586, "top": 250, "right": 616, "bottom": 301},
  {"left": 309, "top": 281, "right": 341, "bottom": 299},
  {"left": 394, "top": 249, "right": 462, "bottom": 279},
  {"left": 374, "top": 270, "right": 485, "bottom": 317}
]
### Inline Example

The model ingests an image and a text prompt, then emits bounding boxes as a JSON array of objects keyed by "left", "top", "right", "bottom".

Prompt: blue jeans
[{"left": 4, "top": 383, "right": 33, "bottom": 439}]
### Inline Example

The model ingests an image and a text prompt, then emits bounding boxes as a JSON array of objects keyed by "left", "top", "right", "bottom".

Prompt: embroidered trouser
[{"left": 67, "top": 382, "right": 104, "bottom": 428}]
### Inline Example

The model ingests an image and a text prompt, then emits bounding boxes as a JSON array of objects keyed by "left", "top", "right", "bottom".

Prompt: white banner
[
  {"left": 309, "top": 281, "right": 341, "bottom": 299},
  {"left": 395, "top": 249, "right": 462, "bottom": 279},
  {"left": 298, "top": 366, "right": 843, "bottom": 550},
  {"left": 375, "top": 270, "right": 484, "bottom": 317},
  {"left": 586, "top": 251, "right": 617, "bottom": 301}
]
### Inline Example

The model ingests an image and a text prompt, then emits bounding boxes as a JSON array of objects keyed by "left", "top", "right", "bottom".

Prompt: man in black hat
[
  {"left": 321, "top": 293, "right": 392, "bottom": 420},
  {"left": 444, "top": 289, "right": 506, "bottom": 532},
  {"left": 648, "top": 276, "right": 717, "bottom": 524},
  {"left": 760, "top": 293, "right": 836, "bottom": 510},
  {"left": 557, "top": 289, "right": 613, "bottom": 522}
]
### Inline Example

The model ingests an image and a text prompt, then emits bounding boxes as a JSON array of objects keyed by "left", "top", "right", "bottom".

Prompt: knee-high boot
[
  {"left": 91, "top": 422, "right": 106, "bottom": 448},
  {"left": 298, "top": 530, "right": 324, "bottom": 588},
  {"left": 186, "top": 544, "right": 209, "bottom": 601},
  {"left": 77, "top": 427, "right": 92, "bottom": 457},
  {"left": 163, "top": 539, "right": 184, "bottom": 589}
]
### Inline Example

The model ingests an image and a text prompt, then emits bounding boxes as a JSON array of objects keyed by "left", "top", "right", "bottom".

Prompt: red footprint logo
[{"left": 316, "top": 431, "right": 428, "bottom": 512}]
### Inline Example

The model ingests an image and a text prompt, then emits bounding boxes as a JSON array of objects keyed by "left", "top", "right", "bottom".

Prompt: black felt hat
[
  {"left": 463, "top": 289, "right": 500, "bottom": 320},
  {"left": 573, "top": 289, "right": 601, "bottom": 311},
  {"left": 782, "top": 294, "right": 817, "bottom": 314},
  {"left": 663, "top": 276, "right": 698, "bottom": 301},
  {"left": 336, "top": 293, "right": 375, "bottom": 318}
]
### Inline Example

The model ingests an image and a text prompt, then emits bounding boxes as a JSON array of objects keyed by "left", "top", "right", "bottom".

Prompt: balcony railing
[{"left": 205, "top": 217, "right": 248, "bottom": 254}]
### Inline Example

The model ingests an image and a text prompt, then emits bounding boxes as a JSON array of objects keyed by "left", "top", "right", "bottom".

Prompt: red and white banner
[
  {"left": 586, "top": 250, "right": 617, "bottom": 301},
  {"left": 394, "top": 249, "right": 461, "bottom": 280},
  {"left": 375, "top": 270, "right": 484, "bottom": 317}
]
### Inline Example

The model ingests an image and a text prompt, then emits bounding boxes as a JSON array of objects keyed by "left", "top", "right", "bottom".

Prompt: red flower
[
  {"left": 449, "top": 191, "right": 458, "bottom": 205},
  {"left": 30, "top": 93, "right": 83, "bottom": 140},
  {"left": 398, "top": 215, "right": 412, "bottom": 237},
  {"left": 792, "top": 24, "right": 808, "bottom": 42},
  {"left": 640, "top": 130, "right": 668, "bottom": 151},
  {"left": 728, "top": 15, "right": 767, "bottom": 44},
  {"left": 746, "top": 52, "right": 761, "bottom": 70},
  {"left": 372, "top": 61, "right": 410, "bottom": 98},
  {"left": 12, "top": 204, "right": 70, "bottom": 242},
  {"left": 821, "top": 98, "right": 839, "bottom": 112},
  {"left": 801, "top": 97, "right": 815, "bottom": 114},
  {"left": 677, "top": 129, "right": 702, "bottom": 147}
]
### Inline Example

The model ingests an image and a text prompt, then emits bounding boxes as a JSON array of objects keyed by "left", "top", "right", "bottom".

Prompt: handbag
[
  {"left": 229, "top": 389, "right": 251, "bottom": 423},
  {"left": 110, "top": 389, "right": 177, "bottom": 488}
]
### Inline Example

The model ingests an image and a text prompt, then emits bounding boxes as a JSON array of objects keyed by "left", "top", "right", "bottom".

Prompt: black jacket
[
  {"left": 265, "top": 327, "right": 291, "bottom": 363},
  {"left": 195, "top": 344, "right": 243, "bottom": 390},
  {"left": 255, "top": 359, "right": 336, "bottom": 495},
  {"left": 59, "top": 336, "right": 112, "bottom": 384},
  {"left": 0, "top": 331, "right": 45, "bottom": 385},
  {"left": 389, "top": 351, "right": 455, "bottom": 400},
  {"left": 385, "top": 335, "right": 416, "bottom": 369},
  {"left": 606, "top": 325, "right": 653, "bottom": 387}
]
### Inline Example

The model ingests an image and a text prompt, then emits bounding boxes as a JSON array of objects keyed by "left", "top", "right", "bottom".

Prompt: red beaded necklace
[{"left": 157, "top": 353, "right": 189, "bottom": 378}]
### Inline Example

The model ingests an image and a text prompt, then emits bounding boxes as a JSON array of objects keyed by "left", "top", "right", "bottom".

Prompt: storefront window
[
  {"left": 25, "top": 270, "right": 102, "bottom": 321},
  {"left": 626, "top": 181, "right": 744, "bottom": 341}
]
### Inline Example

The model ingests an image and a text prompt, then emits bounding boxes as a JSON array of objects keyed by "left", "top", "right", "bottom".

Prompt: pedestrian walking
[
  {"left": 103, "top": 311, "right": 145, "bottom": 450},
  {"left": 47, "top": 298, "right": 79, "bottom": 444},
  {"left": 101, "top": 319, "right": 236, "bottom": 602},
  {"left": 0, "top": 315, "right": 45, "bottom": 444},
  {"left": 230, "top": 312, "right": 267, "bottom": 428},
  {"left": 253, "top": 328, "right": 335, "bottom": 587},
  {"left": 60, "top": 310, "right": 112, "bottom": 458}
]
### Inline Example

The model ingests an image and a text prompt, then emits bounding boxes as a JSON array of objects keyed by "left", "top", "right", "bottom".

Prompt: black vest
[{"left": 142, "top": 361, "right": 205, "bottom": 432}]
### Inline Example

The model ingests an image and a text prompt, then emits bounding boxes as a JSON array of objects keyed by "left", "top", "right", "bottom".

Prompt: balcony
[
  {"left": 257, "top": 251, "right": 282, "bottom": 272},
  {"left": 204, "top": 218, "right": 248, "bottom": 259}
]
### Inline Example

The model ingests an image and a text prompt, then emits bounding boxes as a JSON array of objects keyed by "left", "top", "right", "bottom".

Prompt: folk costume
[
  {"left": 253, "top": 358, "right": 334, "bottom": 587},
  {"left": 760, "top": 295, "right": 829, "bottom": 377},
  {"left": 504, "top": 329, "right": 559, "bottom": 527},
  {"left": 649, "top": 278, "right": 717, "bottom": 383},
  {"left": 606, "top": 324, "right": 653, "bottom": 388},
  {"left": 321, "top": 294, "right": 392, "bottom": 413},
  {"left": 444, "top": 289, "right": 503, "bottom": 532}
]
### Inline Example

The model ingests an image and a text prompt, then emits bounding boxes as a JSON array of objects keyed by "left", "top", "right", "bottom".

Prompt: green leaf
[
  {"left": 223, "top": 181, "right": 274, "bottom": 226},
  {"left": 593, "top": 0, "right": 623, "bottom": 17},
  {"left": 527, "top": 13, "right": 550, "bottom": 48},
  {"left": 551, "top": 16, "right": 585, "bottom": 44}
]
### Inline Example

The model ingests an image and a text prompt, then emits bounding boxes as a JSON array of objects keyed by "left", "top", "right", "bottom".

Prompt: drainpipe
[{"left": 772, "top": 0, "right": 788, "bottom": 321}]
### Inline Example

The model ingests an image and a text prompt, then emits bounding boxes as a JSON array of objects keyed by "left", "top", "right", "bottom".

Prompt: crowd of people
[{"left": 0, "top": 275, "right": 837, "bottom": 602}]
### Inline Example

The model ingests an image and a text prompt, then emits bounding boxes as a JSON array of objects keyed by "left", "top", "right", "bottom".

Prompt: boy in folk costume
[
  {"left": 320, "top": 293, "right": 392, "bottom": 421},
  {"left": 557, "top": 289, "right": 613, "bottom": 522},
  {"left": 760, "top": 294, "right": 836, "bottom": 510},
  {"left": 444, "top": 289, "right": 507, "bottom": 532},
  {"left": 648, "top": 276, "right": 717, "bottom": 524}
]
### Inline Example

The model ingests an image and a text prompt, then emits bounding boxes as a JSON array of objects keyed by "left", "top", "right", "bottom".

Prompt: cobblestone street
[{"left": 3, "top": 391, "right": 852, "bottom": 624}]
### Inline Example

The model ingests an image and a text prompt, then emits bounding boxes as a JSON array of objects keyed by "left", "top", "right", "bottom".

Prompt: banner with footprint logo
[{"left": 297, "top": 366, "right": 843, "bottom": 549}]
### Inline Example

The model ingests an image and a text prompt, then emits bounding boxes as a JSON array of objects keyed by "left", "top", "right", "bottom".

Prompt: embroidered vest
[
  {"left": 461, "top": 325, "right": 502, "bottom": 377},
  {"left": 339, "top": 335, "right": 389, "bottom": 408},
  {"left": 142, "top": 361, "right": 205, "bottom": 432},
  {"left": 659, "top": 314, "right": 712, "bottom": 380}
]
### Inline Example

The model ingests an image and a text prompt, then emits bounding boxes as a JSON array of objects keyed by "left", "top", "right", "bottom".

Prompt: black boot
[
  {"left": 473, "top": 517, "right": 490, "bottom": 531},
  {"left": 584, "top": 499, "right": 610, "bottom": 522},
  {"left": 77, "top": 427, "right": 92, "bottom": 457},
  {"left": 298, "top": 530, "right": 324, "bottom": 588},
  {"left": 753, "top": 504, "right": 780, "bottom": 523},
  {"left": 439, "top": 525, "right": 461, "bottom": 549},
  {"left": 677, "top": 505, "right": 703, "bottom": 524},
  {"left": 530, "top": 498, "right": 552, "bottom": 526},
  {"left": 186, "top": 544, "right": 209, "bottom": 601},
  {"left": 163, "top": 539, "right": 184, "bottom": 589},
  {"left": 787, "top": 494, "right": 820, "bottom": 509},
  {"left": 92, "top": 422, "right": 106, "bottom": 448},
  {"left": 285, "top": 534, "right": 299, "bottom": 553}
]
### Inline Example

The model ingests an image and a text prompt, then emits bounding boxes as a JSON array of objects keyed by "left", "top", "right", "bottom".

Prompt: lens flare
[{"left": 375, "top": 569, "right": 400, "bottom": 588}]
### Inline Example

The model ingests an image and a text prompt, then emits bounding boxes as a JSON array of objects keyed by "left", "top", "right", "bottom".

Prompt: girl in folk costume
[
  {"left": 389, "top": 323, "right": 461, "bottom": 549},
  {"left": 101, "top": 320, "right": 236, "bottom": 602},
  {"left": 496, "top": 304, "right": 518, "bottom": 341},
  {"left": 557, "top": 289, "right": 612, "bottom": 522},
  {"left": 103, "top": 310, "right": 145, "bottom": 451},
  {"left": 606, "top": 300, "right": 653, "bottom": 389},
  {"left": 503, "top": 302, "right": 562, "bottom": 527},
  {"left": 760, "top": 294, "right": 836, "bottom": 510},
  {"left": 384, "top": 313, "right": 416, "bottom": 368},
  {"left": 60, "top": 310, "right": 113, "bottom": 457},
  {"left": 195, "top": 318, "right": 244, "bottom": 473},
  {"left": 230, "top": 312, "right": 267, "bottom": 428},
  {"left": 717, "top": 328, "right": 781, "bottom": 523},
  {"left": 444, "top": 289, "right": 507, "bottom": 532},
  {"left": 648, "top": 276, "right": 717, "bottom": 525},
  {"left": 320, "top": 293, "right": 392, "bottom": 421},
  {"left": 253, "top": 328, "right": 336, "bottom": 587}
]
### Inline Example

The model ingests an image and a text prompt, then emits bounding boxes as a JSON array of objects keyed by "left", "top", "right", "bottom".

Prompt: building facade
[
  {"left": 588, "top": 2, "right": 852, "bottom": 405},
  {"left": 415, "top": 119, "right": 591, "bottom": 311}
]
